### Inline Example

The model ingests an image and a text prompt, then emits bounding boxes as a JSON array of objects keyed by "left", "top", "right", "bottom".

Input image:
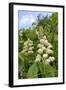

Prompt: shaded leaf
[{"left": 18, "top": 53, "right": 24, "bottom": 65}]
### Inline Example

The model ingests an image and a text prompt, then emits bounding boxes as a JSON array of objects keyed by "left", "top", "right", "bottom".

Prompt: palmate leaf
[{"left": 27, "top": 63, "right": 38, "bottom": 78}]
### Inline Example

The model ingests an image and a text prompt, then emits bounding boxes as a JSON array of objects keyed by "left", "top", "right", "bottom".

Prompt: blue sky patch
[{"left": 18, "top": 11, "right": 52, "bottom": 30}]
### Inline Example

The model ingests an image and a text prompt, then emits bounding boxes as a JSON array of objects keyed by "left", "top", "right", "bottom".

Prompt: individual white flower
[
  {"left": 44, "top": 40, "right": 49, "bottom": 46},
  {"left": 48, "top": 44, "right": 53, "bottom": 49},
  {"left": 28, "top": 38, "right": 33, "bottom": 44},
  {"left": 35, "top": 54, "right": 41, "bottom": 62},
  {"left": 49, "top": 56, "right": 55, "bottom": 62},
  {"left": 22, "top": 38, "right": 34, "bottom": 55},
  {"left": 46, "top": 49, "right": 53, "bottom": 54},
  {"left": 49, "top": 56, "right": 52, "bottom": 60},
  {"left": 37, "top": 44, "right": 42, "bottom": 48},
  {"left": 28, "top": 51, "right": 33, "bottom": 54},
  {"left": 28, "top": 43, "right": 33, "bottom": 46},
  {"left": 29, "top": 47, "right": 34, "bottom": 51},
  {"left": 43, "top": 54, "right": 48, "bottom": 59},
  {"left": 42, "top": 46, "right": 46, "bottom": 51},
  {"left": 45, "top": 59, "right": 51, "bottom": 64},
  {"left": 40, "top": 39, "right": 45, "bottom": 44},
  {"left": 51, "top": 57, "right": 55, "bottom": 61},
  {"left": 37, "top": 48, "right": 43, "bottom": 54}
]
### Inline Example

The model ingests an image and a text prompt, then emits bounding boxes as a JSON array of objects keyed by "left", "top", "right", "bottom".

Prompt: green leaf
[
  {"left": 18, "top": 53, "right": 24, "bottom": 65},
  {"left": 37, "top": 62, "right": 44, "bottom": 77},
  {"left": 44, "top": 64, "right": 56, "bottom": 77},
  {"left": 27, "top": 63, "right": 38, "bottom": 78}
]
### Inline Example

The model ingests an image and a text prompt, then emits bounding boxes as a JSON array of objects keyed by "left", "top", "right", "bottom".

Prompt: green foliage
[
  {"left": 27, "top": 63, "right": 38, "bottom": 78},
  {"left": 44, "top": 64, "right": 56, "bottom": 77},
  {"left": 18, "top": 12, "right": 58, "bottom": 79},
  {"left": 37, "top": 62, "right": 56, "bottom": 77},
  {"left": 18, "top": 53, "right": 24, "bottom": 65}
]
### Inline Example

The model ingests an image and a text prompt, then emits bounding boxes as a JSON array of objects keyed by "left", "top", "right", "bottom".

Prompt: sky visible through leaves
[{"left": 18, "top": 11, "right": 52, "bottom": 29}]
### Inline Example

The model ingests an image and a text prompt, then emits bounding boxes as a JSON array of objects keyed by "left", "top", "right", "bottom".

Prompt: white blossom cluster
[
  {"left": 35, "top": 34, "right": 55, "bottom": 64},
  {"left": 22, "top": 38, "right": 34, "bottom": 55}
]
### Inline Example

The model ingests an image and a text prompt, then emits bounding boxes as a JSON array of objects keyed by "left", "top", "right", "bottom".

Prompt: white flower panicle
[
  {"left": 22, "top": 29, "right": 55, "bottom": 64},
  {"left": 35, "top": 30, "right": 55, "bottom": 64},
  {"left": 22, "top": 38, "right": 34, "bottom": 55}
]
